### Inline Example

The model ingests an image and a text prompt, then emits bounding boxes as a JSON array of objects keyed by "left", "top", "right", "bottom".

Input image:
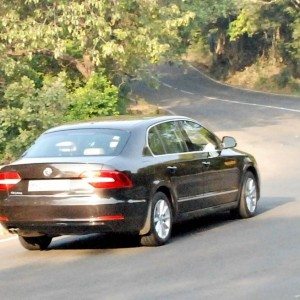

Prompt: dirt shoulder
[{"left": 185, "top": 51, "right": 300, "bottom": 97}]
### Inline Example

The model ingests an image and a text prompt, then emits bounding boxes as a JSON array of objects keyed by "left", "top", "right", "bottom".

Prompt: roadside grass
[
  {"left": 226, "top": 60, "right": 300, "bottom": 96},
  {"left": 127, "top": 96, "right": 163, "bottom": 115},
  {"left": 185, "top": 48, "right": 300, "bottom": 96}
]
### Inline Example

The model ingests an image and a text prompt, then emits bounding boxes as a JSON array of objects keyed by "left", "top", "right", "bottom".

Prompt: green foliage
[
  {"left": 229, "top": 9, "right": 256, "bottom": 41},
  {"left": 228, "top": 0, "right": 300, "bottom": 66},
  {"left": 0, "top": 72, "right": 124, "bottom": 163},
  {"left": 187, "top": 0, "right": 299, "bottom": 83},
  {"left": 1, "top": 1, "right": 197, "bottom": 163},
  {"left": 65, "top": 74, "right": 121, "bottom": 121},
  {"left": 0, "top": 0, "right": 299, "bottom": 163},
  {"left": 0, "top": 75, "right": 69, "bottom": 162},
  {"left": 0, "top": 0, "right": 195, "bottom": 81}
]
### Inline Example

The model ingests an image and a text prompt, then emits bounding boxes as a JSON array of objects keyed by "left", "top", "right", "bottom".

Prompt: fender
[{"left": 139, "top": 181, "right": 177, "bottom": 235}]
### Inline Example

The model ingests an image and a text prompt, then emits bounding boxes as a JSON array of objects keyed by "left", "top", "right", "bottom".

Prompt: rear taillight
[
  {"left": 80, "top": 170, "right": 133, "bottom": 189},
  {"left": 0, "top": 216, "right": 9, "bottom": 222},
  {"left": 0, "top": 171, "right": 21, "bottom": 191}
]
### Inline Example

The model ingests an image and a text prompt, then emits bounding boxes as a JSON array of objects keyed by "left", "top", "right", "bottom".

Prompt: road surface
[{"left": 1, "top": 64, "right": 299, "bottom": 299}]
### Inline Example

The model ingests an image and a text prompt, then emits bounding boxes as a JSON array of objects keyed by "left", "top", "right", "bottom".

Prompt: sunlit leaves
[
  {"left": 0, "top": 74, "right": 69, "bottom": 162},
  {"left": 0, "top": 0, "right": 195, "bottom": 80},
  {"left": 65, "top": 74, "right": 120, "bottom": 121}
]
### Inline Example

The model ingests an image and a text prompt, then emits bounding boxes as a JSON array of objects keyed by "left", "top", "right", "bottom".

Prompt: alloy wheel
[
  {"left": 153, "top": 199, "right": 171, "bottom": 240},
  {"left": 245, "top": 178, "right": 257, "bottom": 213}
]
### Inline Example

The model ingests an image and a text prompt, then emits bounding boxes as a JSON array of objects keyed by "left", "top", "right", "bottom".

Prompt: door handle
[
  {"left": 202, "top": 161, "right": 211, "bottom": 166},
  {"left": 167, "top": 166, "right": 177, "bottom": 174}
]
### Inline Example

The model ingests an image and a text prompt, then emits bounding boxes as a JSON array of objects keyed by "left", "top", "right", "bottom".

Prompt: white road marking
[
  {"left": 189, "top": 64, "right": 300, "bottom": 99},
  {"left": 205, "top": 96, "right": 300, "bottom": 113},
  {"left": 162, "top": 81, "right": 189, "bottom": 93},
  {"left": 159, "top": 77, "right": 300, "bottom": 113},
  {"left": 0, "top": 236, "right": 17, "bottom": 243},
  {"left": 162, "top": 82, "right": 173, "bottom": 88},
  {"left": 179, "top": 89, "right": 194, "bottom": 95}
]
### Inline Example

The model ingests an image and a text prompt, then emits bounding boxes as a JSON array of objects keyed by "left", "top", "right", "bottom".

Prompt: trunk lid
[{"left": 0, "top": 157, "right": 116, "bottom": 198}]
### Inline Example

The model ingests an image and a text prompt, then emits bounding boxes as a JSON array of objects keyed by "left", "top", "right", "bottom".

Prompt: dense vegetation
[
  {"left": 186, "top": 0, "right": 299, "bottom": 91},
  {"left": 0, "top": 0, "right": 299, "bottom": 163}
]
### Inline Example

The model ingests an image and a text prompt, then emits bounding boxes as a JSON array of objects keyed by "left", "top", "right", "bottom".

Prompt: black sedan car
[{"left": 0, "top": 116, "right": 260, "bottom": 250}]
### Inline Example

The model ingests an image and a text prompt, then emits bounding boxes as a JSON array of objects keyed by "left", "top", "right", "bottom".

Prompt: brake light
[
  {"left": 0, "top": 216, "right": 9, "bottom": 222},
  {"left": 80, "top": 170, "right": 133, "bottom": 189},
  {"left": 0, "top": 171, "right": 21, "bottom": 191}
]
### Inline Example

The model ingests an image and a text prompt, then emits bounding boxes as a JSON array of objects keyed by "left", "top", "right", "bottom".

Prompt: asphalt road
[{"left": 1, "top": 64, "right": 300, "bottom": 300}]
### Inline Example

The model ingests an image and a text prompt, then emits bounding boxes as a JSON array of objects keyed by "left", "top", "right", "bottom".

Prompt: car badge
[{"left": 43, "top": 167, "right": 53, "bottom": 177}]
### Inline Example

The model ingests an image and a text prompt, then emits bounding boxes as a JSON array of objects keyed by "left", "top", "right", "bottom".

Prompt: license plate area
[{"left": 28, "top": 180, "right": 71, "bottom": 192}]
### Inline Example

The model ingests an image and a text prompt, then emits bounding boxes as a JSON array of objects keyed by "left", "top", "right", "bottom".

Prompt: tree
[
  {"left": 0, "top": 0, "right": 195, "bottom": 82},
  {"left": 0, "top": 74, "right": 69, "bottom": 162},
  {"left": 229, "top": 0, "right": 300, "bottom": 75},
  {"left": 0, "top": 0, "right": 197, "bottom": 163}
]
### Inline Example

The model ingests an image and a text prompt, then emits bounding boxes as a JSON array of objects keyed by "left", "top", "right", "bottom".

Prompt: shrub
[
  {"left": 65, "top": 74, "right": 121, "bottom": 121},
  {"left": 0, "top": 73, "right": 125, "bottom": 164},
  {"left": 0, "top": 75, "right": 69, "bottom": 163}
]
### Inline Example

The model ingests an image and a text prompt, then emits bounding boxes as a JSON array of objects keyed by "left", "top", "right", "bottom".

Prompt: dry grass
[
  {"left": 184, "top": 46, "right": 213, "bottom": 70},
  {"left": 225, "top": 59, "right": 300, "bottom": 95},
  {"left": 185, "top": 47, "right": 300, "bottom": 96},
  {"left": 127, "top": 96, "right": 163, "bottom": 115}
]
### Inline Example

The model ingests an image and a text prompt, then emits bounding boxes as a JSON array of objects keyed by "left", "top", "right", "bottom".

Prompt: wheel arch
[
  {"left": 139, "top": 184, "right": 177, "bottom": 236},
  {"left": 244, "top": 165, "right": 260, "bottom": 200},
  {"left": 155, "top": 186, "right": 177, "bottom": 217}
]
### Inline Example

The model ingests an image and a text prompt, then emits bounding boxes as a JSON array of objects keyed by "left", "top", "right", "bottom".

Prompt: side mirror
[{"left": 222, "top": 136, "right": 237, "bottom": 149}]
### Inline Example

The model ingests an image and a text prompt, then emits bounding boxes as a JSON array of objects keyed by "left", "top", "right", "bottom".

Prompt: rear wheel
[
  {"left": 234, "top": 171, "right": 258, "bottom": 218},
  {"left": 18, "top": 235, "right": 52, "bottom": 250},
  {"left": 141, "top": 192, "right": 172, "bottom": 247}
]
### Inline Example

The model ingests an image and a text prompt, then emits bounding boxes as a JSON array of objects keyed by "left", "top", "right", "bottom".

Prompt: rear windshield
[{"left": 25, "top": 129, "right": 130, "bottom": 158}]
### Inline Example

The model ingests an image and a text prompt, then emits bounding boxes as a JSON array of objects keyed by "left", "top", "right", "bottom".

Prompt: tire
[
  {"left": 140, "top": 192, "right": 173, "bottom": 247},
  {"left": 235, "top": 171, "right": 258, "bottom": 218},
  {"left": 18, "top": 235, "right": 52, "bottom": 250}
]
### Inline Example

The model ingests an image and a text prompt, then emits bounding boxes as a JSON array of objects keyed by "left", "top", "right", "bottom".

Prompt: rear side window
[
  {"left": 25, "top": 129, "right": 130, "bottom": 158},
  {"left": 148, "top": 127, "right": 166, "bottom": 155},
  {"left": 148, "top": 121, "right": 187, "bottom": 155}
]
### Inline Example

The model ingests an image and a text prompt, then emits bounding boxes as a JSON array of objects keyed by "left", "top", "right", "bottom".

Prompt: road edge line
[{"left": 188, "top": 63, "right": 300, "bottom": 99}]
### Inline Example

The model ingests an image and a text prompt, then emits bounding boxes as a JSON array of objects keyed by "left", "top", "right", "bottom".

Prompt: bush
[
  {"left": 0, "top": 73, "right": 126, "bottom": 164},
  {"left": 0, "top": 75, "right": 69, "bottom": 163},
  {"left": 65, "top": 74, "right": 121, "bottom": 121}
]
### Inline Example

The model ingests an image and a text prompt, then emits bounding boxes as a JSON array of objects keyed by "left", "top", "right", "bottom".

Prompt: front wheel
[
  {"left": 18, "top": 235, "right": 52, "bottom": 251},
  {"left": 235, "top": 171, "right": 258, "bottom": 218},
  {"left": 140, "top": 192, "right": 173, "bottom": 247}
]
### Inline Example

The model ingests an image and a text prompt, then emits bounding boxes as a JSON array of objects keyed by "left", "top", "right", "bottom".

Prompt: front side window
[
  {"left": 152, "top": 121, "right": 187, "bottom": 154},
  {"left": 179, "top": 121, "right": 220, "bottom": 153},
  {"left": 25, "top": 129, "right": 130, "bottom": 158}
]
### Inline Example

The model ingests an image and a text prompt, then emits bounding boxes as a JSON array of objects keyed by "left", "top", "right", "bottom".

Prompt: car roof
[{"left": 45, "top": 115, "right": 194, "bottom": 133}]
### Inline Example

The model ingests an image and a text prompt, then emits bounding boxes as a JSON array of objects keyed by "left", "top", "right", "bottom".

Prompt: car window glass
[
  {"left": 155, "top": 121, "right": 187, "bottom": 154},
  {"left": 148, "top": 127, "right": 166, "bottom": 155},
  {"left": 180, "top": 121, "right": 220, "bottom": 154},
  {"left": 25, "top": 129, "right": 129, "bottom": 157}
]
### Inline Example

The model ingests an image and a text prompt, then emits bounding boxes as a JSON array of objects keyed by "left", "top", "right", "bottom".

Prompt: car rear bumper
[
  {"left": 0, "top": 195, "right": 148, "bottom": 235},
  {"left": 4, "top": 221, "right": 132, "bottom": 236}
]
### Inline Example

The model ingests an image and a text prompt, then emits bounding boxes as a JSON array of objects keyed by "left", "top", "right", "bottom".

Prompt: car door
[
  {"left": 179, "top": 120, "right": 240, "bottom": 209},
  {"left": 147, "top": 121, "right": 204, "bottom": 212}
]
